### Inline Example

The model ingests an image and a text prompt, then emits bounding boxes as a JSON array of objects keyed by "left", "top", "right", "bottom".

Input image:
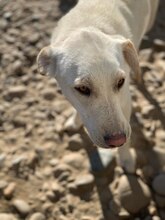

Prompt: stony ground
[{"left": 0, "top": 0, "right": 165, "bottom": 220}]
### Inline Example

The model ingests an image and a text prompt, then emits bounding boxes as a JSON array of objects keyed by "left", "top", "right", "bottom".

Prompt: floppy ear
[
  {"left": 122, "top": 40, "right": 141, "bottom": 83},
  {"left": 37, "top": 46, "right": 56, "bottom": 76}
]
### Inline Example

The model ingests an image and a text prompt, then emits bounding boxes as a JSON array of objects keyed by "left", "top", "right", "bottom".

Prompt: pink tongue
[{"left": 107, "top": 134, "right": 126, "bottom": 147}]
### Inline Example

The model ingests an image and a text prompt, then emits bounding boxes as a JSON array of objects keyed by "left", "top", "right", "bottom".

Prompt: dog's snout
[{"left": 104, "top": 133, "right": 126, "bottom": 148}]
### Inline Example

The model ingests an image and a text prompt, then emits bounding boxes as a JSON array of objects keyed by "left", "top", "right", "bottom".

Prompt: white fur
[{"left": 37, "top": 0, "right": 159, "bottom": 172}]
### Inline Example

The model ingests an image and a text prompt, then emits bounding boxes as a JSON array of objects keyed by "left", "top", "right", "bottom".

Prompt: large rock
[
  {"left": 152, "top": 173, "right": 165, "bottom": 196},
  {"left": 118, "top": 175, "right": 151, "bottom": 214}
]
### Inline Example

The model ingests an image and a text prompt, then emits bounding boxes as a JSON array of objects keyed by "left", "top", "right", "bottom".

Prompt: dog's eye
[
  {"left": 74, "top": 85, "right": 91, "bottom": 96},
  {"left": 117, "top": 78, "right": 125, "bottom": 89}
]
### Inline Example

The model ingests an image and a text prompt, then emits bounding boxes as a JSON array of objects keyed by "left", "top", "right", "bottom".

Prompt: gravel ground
[{"left": 0, "top": 0, "right": 165, "bottom": 220}]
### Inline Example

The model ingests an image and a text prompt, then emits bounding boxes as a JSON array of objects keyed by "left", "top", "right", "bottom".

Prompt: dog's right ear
[{"left": 37, "top": 46, "right": 56, "bottom": 76}]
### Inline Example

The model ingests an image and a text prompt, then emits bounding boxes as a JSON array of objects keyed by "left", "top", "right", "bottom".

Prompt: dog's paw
[
  {"left": 117, "top": 147, "right": 137, "bottom": 174},
  {"left": 121, "top": 157, "right": 136, "bottom": 174}
]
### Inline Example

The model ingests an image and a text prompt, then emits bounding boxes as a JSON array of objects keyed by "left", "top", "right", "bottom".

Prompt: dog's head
[{"left": 37, "top": 29, "right": 140, "bottom": 148}]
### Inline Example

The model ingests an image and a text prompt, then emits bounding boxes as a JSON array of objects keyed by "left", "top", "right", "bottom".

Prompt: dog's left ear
[
  {"left": 122, "top": 40, "right": 141, "bottom": 83},
  {"left": 37, "top": 46, "right": 56, "bottom": 76}
]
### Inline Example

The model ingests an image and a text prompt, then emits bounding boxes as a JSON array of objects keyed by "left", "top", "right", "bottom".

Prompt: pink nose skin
[{"left": 104, "top": 133, "right": 126, "bottom": 148}]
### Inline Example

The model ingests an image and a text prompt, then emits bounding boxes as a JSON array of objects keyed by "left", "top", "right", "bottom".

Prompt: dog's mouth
[
  {"left": 92, "top": 137, "right": 128, "bottom": 149},
  {"left": 104, "top": 143, "right": 125, "bottom": 149}
]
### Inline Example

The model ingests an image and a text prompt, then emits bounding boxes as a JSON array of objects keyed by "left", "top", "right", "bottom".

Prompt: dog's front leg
[
  {"left": 64, "top": 109, "right": 83, "bottom": 132},
  {"left": 116, "top": 143, "right": 137, "bottom": 174}
]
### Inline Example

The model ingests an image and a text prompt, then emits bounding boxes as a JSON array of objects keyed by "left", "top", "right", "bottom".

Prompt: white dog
[{"left": 37, "top": 0, "right": 159, "bottom": 172}]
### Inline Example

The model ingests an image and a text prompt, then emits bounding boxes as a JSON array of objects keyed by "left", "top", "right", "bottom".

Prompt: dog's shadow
[
  {"left": 136, "top": 82, "right": 165, "bottom": 130},
  {"left": 58, "top": 0, "right": 78, "bottom": 14},
  {"left": 80, "top": 128, "right": 118, "bottom": 220}
]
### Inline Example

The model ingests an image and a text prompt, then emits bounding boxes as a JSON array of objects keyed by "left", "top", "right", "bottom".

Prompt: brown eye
[
  {"left": 117, "top": 78, "right": 125, "bottom": 89},
  {"left": 74, "top": 85, "right": 91, "bottom": 96}
]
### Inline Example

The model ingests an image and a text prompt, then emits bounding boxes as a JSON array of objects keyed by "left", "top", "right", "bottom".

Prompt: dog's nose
[{"left": 104, "top": 133, "right": 126, "bottom": 148}]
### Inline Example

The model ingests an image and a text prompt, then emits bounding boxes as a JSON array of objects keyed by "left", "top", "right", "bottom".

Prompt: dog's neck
[{"left": 51, "top": 0, "right": 151, "bottom": 49}]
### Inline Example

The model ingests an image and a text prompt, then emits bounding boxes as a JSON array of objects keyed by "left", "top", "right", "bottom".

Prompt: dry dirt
[{"left": 0, "top": 0, "right": 165, "bottom": 220}]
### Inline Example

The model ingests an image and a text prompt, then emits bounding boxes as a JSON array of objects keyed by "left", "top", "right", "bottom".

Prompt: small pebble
[
  {"left": 3, "top": 182, "right": 16, "bottom": 199},
  {"left": 29, "top": 212, "right": 45, "bottom": 220},
  {"left": 0, "top": 180, "right": 8, "bottom": 191},
  {"left": 154, "top": 39, "right": 165, "bottom": 52},
  {"left": 41, "top": 88, "right": 56, "bottom": 100},
  {"left": 62, "top": 153, "right": 86, "bottom": 170},
  {"left": 6, "top": 86, "right": 27, "bottom": 99},
  {"left": 67, "top": 134, "right": 84, "bottom": 151},
  {"left": 0, "top": 154, "right": 6, "bottom": 167},
  {"left": 0, "top": 214, "right": 17, "bottom": 220},
  {"left": 74, "top": 173, "right": 94, "bottom": 192},
  {"left": 12, "top": 60, "right": 22, "bottom": 74},
  {"left": 152, "top": 216, "right": 161, "bottom": 220},
  {"left": 12, "top": 199, "right": 31, "bottom": 216}
]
